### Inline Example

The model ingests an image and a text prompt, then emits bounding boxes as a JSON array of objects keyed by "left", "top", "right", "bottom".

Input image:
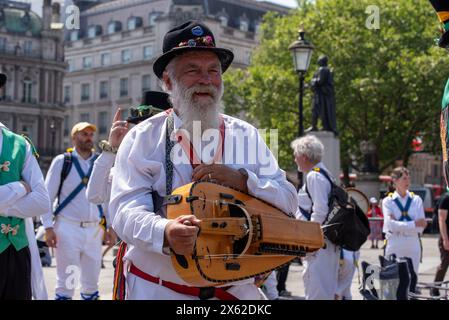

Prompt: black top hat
[
  {"left": 153, "top": 20, "right": 234, "bottom": 79},
  {"left": 126, "top": 91, "right": 170, "bottom": 124},
  {"left": 429, "top": 0, "right": 449, "bottom": 48},
  {"left": 0, "top": 73, "right": 7, "bottom": 88}
]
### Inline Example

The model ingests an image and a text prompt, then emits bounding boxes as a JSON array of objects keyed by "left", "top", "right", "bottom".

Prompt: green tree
[{"left": 223, "top": 0, "right": 448, "bottom": 178}]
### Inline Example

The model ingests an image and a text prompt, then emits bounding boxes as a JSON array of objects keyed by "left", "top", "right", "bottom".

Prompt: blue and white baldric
[
  {"left": 392, "top": 193, "right": 413, "bottom": 222},
  {"left": 54, "top": 154, "right": 103, "bottom": 218}
]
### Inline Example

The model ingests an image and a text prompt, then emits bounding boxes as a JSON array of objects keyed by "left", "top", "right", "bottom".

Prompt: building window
[
  {"left": 240, "top": 20, "right": 249, "bottom": 32},
  {"left": 108, "top": 21, "right": 122, "bottom": 34},
  {"left": 98, "top": 111, "right": 108, "bottom": 134},
  {"left": 120, "top": 78, "right": 128, "bottom": 97},
  {"left": 64, "top": 85, "right": 71, "bottom": 103},
  {"left": 143, "top": 45, "right": 153, "bottom": 60},
  {"left": 0, "top": 37, "right": 6, "bottom": 51},
  {"left": 101, "top": 53, "right": 110, "bottom": 66},
  {"left": 24, "top": 40, "right": 32, "bottom": 55},
  {"left": 67, "top": 59, "right": 75, "bottom": 72},
  {"left": 99, "top": 81, "right": 108, "bottom": 99},
  {"left": 81, "top": 83, "right": 90, "bottom": 102},
  {"left": 87, "top": 26, "right": 96, "bottom": 38},
  {"left": 244, "top": 50, "right": 251, "bottom": 65},
  {"left": 121, "top": 49, "right": 131, "bottom": 63},
  {"left": 149, "top": 12, "right": 159, "bottom": 26},
  {"left": 142, "top": 74, "right": 151, "bottom": 92},
  {"left": 83, "top": 56, "right": 92, "bottom": 69},
  {"left": 63, "top": 115, "right": 69, "bottom": 136},
  {"left": 254, "top": 21, "right": 261, "bottom": 34},
  {"left": 20, "top": 123, "right": 35, "bottom": 142},
  {"left": 22, "top": 77, "right": 32, "bottom": 103},
  {"left": 219, "top": 16, "right": 228, "bottom": 27},
  {"left": 70, "top": 30, "right": 80, "bottom": 41},
  {"left": 128, "top": 16, "right": 142, "bottom": 30},
  {"left": 87, "top": 25, "right": 101, "bottom": 38},
  {"left": 80, "top": 113, "right": 90, "bottom": 122}
]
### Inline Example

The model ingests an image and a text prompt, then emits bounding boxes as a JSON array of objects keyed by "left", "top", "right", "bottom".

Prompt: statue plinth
[
  {"left": 307, "top": 131, "right": 340, "bottom": 184},
  {"left": 355, "top": 172, "right": 381, "bottom": 200}
]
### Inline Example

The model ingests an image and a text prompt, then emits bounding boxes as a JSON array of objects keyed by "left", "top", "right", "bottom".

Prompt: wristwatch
[{"left": 99, "top": 140, "right": 118, "bottom": 154}]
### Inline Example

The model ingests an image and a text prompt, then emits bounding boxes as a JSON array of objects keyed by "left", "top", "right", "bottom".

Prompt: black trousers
[
  {"left": 0, "top": 245, "right": 32, "bottom": 300},
  {"left": 276, "top": 263, "right": 290, "bottom": 293},
  {"left": 434, "top": 237, "right": 449, "bottom": 283}
]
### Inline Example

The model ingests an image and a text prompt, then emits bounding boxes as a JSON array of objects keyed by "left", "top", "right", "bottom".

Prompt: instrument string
[
  {"left": 194, "top": 253, "right": 301, "bottom": 259},
  {"left": 192, "top": 197, "right": 295, "bottom": 220},
  {"left": 172, "top": 194, "right": 324, "bottom": 259},
  {"left": 191, "top": 197, "right": 339, "bottom": 230}
]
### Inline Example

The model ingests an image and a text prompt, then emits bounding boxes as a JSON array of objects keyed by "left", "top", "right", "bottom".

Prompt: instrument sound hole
[
  {"left": 175, "top": 254, "right": 189, "bottom": 269},
  {"left": 228, "top": 203, "right": 250, "bottom": 255}
]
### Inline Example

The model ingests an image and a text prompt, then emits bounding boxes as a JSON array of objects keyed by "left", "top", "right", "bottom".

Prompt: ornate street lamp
[
  {"left": 289, "top": 27, "right": 314, "bottom": 188},
  {"left": 289, "top": 26, "right": 314, "bottom": 137}
]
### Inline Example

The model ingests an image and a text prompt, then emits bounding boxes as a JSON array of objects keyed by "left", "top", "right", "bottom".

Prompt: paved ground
[
  {"left": 42, "top": 234, "right": 442, "bottom": 300},
  {"left": 283, "top": 234, "right": 442, "bottom": 300}
]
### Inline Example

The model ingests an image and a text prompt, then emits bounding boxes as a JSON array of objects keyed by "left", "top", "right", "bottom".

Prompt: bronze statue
[{"left": 306, "top": 56, "right": 338, "bottom": 135}]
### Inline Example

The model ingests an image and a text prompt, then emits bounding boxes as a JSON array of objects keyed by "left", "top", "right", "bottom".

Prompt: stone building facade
[
  {"left": 62, "top": 0, "right": 289, "bottom": 148},
  {"left": 0, "top": 0, "right": 66, "bottom": 171}
]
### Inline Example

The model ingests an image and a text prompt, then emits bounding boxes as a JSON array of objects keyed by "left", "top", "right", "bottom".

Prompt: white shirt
[
  {"left": 86, "top": 151, "right": 116, "bottom": 228},
  {"left": 0, "top": 122, "right": 51, "bottom": 218},
  {"left": 109, "top": 111, "right": 298, "bottom": 284},
  {"left": 382, "top": 190, "right": 425, "bottom": 237},
  {"left": 41, "top": 149, "right": 105, "bottom": 229},
  {"left": 295, "top": 162, "right": 332, "bottom": 225}
]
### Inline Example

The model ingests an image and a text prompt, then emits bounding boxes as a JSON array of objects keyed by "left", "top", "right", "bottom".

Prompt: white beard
[{"left": 170, "top": 81, "right": 224, "bottom": 137}]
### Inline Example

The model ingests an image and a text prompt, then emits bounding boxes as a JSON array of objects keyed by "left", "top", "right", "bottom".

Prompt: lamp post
[{"left": 289, "top": 27, "right": 314, "bottom": 188}]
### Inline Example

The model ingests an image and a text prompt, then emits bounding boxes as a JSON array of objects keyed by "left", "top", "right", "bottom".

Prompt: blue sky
[{"left": 265, "top": 0, "right": 298, "bottom": 8}]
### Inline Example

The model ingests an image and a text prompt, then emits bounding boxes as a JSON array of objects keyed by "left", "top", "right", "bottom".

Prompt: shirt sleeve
[
  {"left": 86, "top": 152, "right": 115, "bottom": 205},
  {"left": 414, "top": 196, "right": 425, "bottom": 234},
  {"left": 109, "top": 129, "right": 169, "bottom": 255},
  {"left": 40, "top": 155, "right": 64, "bottom": 229},
  {"left": 307, "top": 172, "right": 331, "bottom": 224},
  {"left": 4, "top": 141, "right": 51, "bottom": 219},
  {"left": 243, "top": 126, "right": 298, "bottom": 216},
  {"left": 0, "top": 182, "right": 27, "bottom": 214},
  {"left": 382, "top": 198, "right": 416, "bottom": 233}
]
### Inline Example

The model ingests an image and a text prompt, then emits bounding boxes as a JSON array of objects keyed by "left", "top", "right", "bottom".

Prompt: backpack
[
  {"left": 56, "top": 151, "right": 73, "bottom": 205},
  {"left": 360, "top": 254, "right": 416, "bottom": 300},
  {"left": 306, "top": 167, "right": 370, "bottom": 251}
]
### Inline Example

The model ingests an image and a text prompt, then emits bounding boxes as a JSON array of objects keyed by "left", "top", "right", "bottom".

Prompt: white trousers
[
  {"left": 303, "top": 240, "right": 340, "bottom": 300},
  {"left": 125, "top": 273, "right": 265, "bottom": 300},
  {"left": 54, "top": 219, "right": 103, "bottom": 298},
  {"left": 385, "top": 236, "right": 421, "bottom": 274},
  {"left": 262, "top": 272, "right": 279, "bottom": 300},
  {"left": 336, "top": 249, "right": 360, "bottom": 300}
]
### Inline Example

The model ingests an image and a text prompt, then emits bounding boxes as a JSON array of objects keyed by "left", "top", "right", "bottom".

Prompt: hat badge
[
  {"left": 191, "top": 26, "right": 204, "bottom": 36},
  {"left": 187, "top": 39, "right": 197, "bottom": 47}
]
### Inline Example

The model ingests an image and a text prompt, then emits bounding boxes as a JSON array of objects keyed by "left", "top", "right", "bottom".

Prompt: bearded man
[
  {"left": 109, "top": 20, "right": 298, "bottom": 300},
  {"left": 41, "top": 122, "right": 113, "bottom": 300}
]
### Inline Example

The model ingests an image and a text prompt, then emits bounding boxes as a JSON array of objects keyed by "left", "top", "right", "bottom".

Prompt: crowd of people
[{"left": 0, "top": 19, "right": 447, "bottom": 301}]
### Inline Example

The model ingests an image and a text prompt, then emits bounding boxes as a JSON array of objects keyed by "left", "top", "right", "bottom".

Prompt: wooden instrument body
[{"left": 167, "top": 181, "right": 324, "bottom": 287}]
